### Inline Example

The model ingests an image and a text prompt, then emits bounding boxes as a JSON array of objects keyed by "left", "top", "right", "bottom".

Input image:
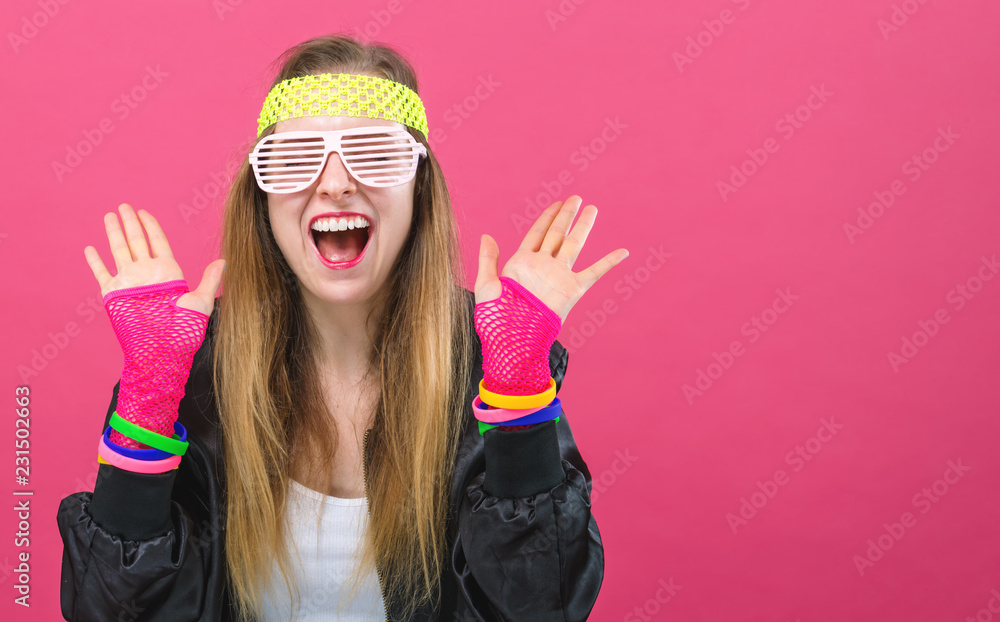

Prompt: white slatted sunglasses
[{"left": 249, "top": 126, "right": 427, "bottom": 193}]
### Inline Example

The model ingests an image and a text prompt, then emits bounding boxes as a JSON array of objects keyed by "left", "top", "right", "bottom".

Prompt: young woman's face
[{"left": 266, "top": 114, "right": 417, "bottom": 308}]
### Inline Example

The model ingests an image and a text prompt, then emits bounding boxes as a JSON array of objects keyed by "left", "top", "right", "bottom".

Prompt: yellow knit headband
[{"left": 256, "top": 72, "right": 429, "bottom": 138}]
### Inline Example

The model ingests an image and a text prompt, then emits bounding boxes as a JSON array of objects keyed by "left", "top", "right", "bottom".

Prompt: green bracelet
[
  {"left": 110, "top": 411, "right": 190, "bottom": 456},
  {"left": 478, "top": 416, "right": 560, "bottom": 436}
]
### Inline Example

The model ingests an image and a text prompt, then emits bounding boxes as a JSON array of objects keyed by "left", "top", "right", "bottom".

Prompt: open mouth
[{"left": 310, "top": 216, "right": 373, "bottom": 267}]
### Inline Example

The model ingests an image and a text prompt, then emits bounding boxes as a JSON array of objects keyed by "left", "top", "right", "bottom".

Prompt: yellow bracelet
[{"left": 479, "top": 377, "right": 556, "bottom": 410}]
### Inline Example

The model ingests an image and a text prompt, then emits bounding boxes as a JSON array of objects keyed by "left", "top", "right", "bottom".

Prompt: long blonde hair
[{"left": 214, "top": 33, "right": 474, "bottom": 621}]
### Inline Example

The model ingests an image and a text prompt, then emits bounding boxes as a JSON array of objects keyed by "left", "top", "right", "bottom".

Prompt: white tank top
[{"left": 257, "top": 479, "right": 387, "bottom": 621}]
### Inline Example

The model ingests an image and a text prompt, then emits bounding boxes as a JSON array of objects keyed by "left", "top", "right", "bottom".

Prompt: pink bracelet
[
  {"left": 471, "top": 394, "right": 547, "bottom": 423},
  {"left": 98, "top": 433, "right": 181, "bottom": 474}
]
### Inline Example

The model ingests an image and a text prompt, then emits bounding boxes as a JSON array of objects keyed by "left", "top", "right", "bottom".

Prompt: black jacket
[{"left": 56, "top": 289, "right": 604, "bottom": 621}]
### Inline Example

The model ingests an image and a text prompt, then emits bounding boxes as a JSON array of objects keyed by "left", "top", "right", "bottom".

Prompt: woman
[{"left": 57, "top": 33, "right": 627, "bottom": 621}]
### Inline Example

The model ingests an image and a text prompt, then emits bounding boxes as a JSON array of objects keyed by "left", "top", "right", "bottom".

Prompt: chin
[{"left": 304, "top": 275, "right": 384, "bottom": 307}]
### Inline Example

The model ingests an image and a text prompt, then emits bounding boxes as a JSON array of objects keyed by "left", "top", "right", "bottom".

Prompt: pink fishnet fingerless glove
[
  {"left": 474, "top": 276, "right": 562, "bottom": 397},
  {"left": 104, "top": 280, "right": 210, "bottom": 450}
]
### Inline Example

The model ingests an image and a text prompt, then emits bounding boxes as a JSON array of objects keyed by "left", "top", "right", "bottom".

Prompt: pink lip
[{"left": 307, "top": 212, "right": 375, "bottom": 270}]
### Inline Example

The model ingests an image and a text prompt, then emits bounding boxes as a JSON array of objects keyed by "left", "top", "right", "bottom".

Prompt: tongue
[{"left": 315, "top": 229, "right": 366, "bottom": 263}]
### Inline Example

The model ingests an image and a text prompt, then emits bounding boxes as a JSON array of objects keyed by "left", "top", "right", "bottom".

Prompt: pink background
[{"left": 3, "top": 0, "right": 1000, "bottom": 620}]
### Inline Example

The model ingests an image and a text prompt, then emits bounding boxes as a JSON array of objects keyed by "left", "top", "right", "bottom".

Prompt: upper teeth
[{"left": 311, "top": 216, "right": 371, "bottom": 232}]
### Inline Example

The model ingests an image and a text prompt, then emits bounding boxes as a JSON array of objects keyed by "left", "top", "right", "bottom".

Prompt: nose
[{"left": 313, "top": 149, "right": 358, "bottom": 198}]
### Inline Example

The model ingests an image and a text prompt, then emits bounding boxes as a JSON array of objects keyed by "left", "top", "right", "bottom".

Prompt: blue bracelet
[
  {"left": 477, "top": 397, "right": 562, "bottom": 436},
  {"left": 103, "top": 420, "right": 187, "bottom": 461}
]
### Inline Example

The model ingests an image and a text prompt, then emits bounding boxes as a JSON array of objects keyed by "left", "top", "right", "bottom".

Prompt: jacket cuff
[
  {"left": 483, "top": 419, "right": 566, "bottom": 498},
  {"left": 88, "top": 462, "right": 177, "bottom": 540}
]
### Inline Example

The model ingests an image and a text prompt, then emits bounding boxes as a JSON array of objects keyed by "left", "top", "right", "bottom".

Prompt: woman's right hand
[{"left": 84, "top": 203, "right": 225, "bottom": 316}]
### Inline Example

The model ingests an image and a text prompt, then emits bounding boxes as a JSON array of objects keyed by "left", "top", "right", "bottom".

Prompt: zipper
[{"left": 362, "top": 427, "right": 391, "bottom": 622}]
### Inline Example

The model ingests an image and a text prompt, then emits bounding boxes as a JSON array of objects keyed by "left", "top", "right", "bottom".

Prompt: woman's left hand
[{"left": 475, "top": 195, "right": 629, "bottom": 324}]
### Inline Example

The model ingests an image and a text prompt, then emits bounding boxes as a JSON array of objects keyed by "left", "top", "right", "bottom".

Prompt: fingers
[
  {"left": 539, "top": 196, "right": 583, "bottom": 255},
  {"left": 118, "top": 203, "right": 151, "bottom": 260},
  {"left": 577, "top": 248, "right": 630, "bottom": 291},
  {"left": 83, "top": 245, "right": 113, "bottom": 293},
  {"left": 517, "top": 200, "right": 564, "bottom": 253},
  {"left": 555, "top": 204, "right": 598, "bottom": 269},
  {"left": 104, "top": 210, "right": 133, "bottom": 272},
  {"left": 475, "top": 234, "right": 501, "bottom": 296},
  {"left": 137, "top": 209, "right": 175, "bottom": 259},
  {"left": 182, "top": 259, "right": 226, "bottom": 314}
]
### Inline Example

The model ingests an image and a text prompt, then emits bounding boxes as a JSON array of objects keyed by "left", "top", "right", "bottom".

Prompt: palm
[
  {"left": 475, "top": 196, "right": 628, "bottom": 324},
  {"left": 101, "top": 252, "right": 185, "bottom": 295},
  {"left": 84, "top": 204, "right": 225, "bottom": 316}
]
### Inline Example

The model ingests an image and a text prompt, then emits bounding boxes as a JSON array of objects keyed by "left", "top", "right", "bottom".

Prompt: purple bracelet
[
  {"left": 103, "top": 420, "right": 187, "bottom": 460},
  {"left": 473, "top": 396, "right": 562, "bottom": 425}
]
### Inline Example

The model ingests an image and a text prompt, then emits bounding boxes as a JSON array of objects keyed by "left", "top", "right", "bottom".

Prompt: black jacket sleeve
[
  {"left": 55, "top": 309, "right": 227, "bottom": 622},
  {"left": 451, "top": 340, "right": 605, "bottom": 621}
]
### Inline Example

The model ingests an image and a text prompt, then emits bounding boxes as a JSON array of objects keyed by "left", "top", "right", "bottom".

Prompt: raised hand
[
  {"left": 84, "top": 203, "right": 225, "bottom": 315},
  {"left": 475, "top": 195, "right": 629, "bottom": 324}
]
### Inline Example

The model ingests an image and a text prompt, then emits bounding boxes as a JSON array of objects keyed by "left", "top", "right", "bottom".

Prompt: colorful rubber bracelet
[
  {"left": 110, "top": 411, "right": 190, "bottom": 456},
  {"left": 471, "top": 394, "right": 547, "bottom": 423},
  {"left": 478, "top": 377, "right": 556, "bottom": 410},
  {"left": 472, "top": 395, "right": 562, "bottom": 425},
  {"left": 98, "top": 433, "right": 181, "bottom": 473},
  {"left": 103, "top": 421, "right": 186, "bottom": 460},
  {"left": 477, "top": 398, "right": 561, "bottom": 427},
  {"left": 480, "top": 416, "right": 560, "bottom": 436},
  {"left": 98, "top": 454, "right": 180, "bottom": 470}
]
